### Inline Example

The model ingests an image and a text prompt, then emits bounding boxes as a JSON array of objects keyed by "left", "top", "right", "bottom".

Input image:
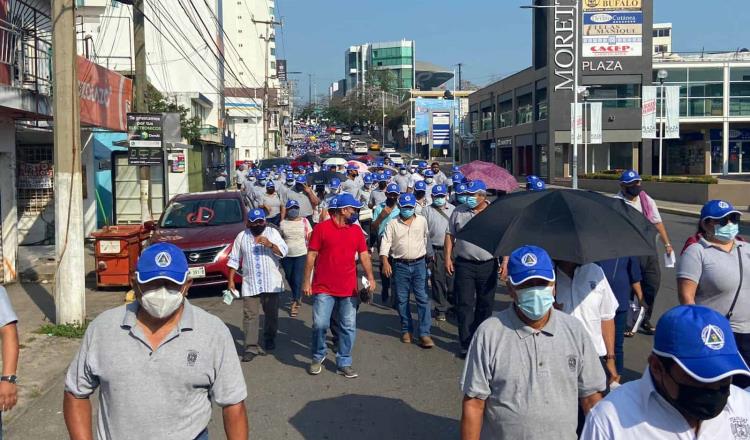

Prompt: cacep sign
[{"left": 583, "top": 36, "right": 642, "bottom": 57}]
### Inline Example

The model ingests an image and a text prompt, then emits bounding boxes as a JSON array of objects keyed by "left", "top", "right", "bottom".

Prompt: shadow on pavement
[
  {"left": 21, "top": 283, "right": 55, "bottom": 322},
  {"left": 288, "top": 394, "right": 458, "bottom": 440}
]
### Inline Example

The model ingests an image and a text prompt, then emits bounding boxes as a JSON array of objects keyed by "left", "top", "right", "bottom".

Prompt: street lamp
[
  {"left": 522, "top": 1, "right": 580, "bottom": 189},
  {"left": 582, "top": 87, "right": 590, "bottom": 174},
  {"left": 657, "top": 69, "right": 668, "bottom": 180}
]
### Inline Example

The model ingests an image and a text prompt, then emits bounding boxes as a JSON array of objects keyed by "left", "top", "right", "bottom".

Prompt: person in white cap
[{"left": 582, "top": 304, "right": 750, "bottom": 439}]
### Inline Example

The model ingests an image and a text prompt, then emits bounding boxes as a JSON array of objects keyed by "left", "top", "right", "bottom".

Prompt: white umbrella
[{"left": 323, "top": 157, "right": 347, "bottom": 167}]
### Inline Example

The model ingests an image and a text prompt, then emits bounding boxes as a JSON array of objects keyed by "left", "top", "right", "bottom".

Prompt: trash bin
[{"left": 92, "top": 225, "right": 150, "bottom": 288}]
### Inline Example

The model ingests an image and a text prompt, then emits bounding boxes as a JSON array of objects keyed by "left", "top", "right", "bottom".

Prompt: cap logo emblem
[
  {"left": 521, "top": 253, "right": 538, "bottom": 267},
  {"left": 701, "top": 324, "right": 725, "bottom": 350},
  {"left": 718, "top": 201, "right": 729, "bottom": 209},
  {"left": 628, "top": 171, "right": 635, "bottom": 177},
  {"left": 155, "top": 251, "right": 172, "bottom": 268},
  {"left": 535, "top": 181, "right": 543, "bottom": 188}
]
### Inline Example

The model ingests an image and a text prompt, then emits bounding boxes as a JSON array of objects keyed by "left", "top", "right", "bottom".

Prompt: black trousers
[
  {"left": 638, "top": 254, "right": 661, "bottom": 324},
  {"left": 454, "top": 258, "right": 498, "bottom": 349},
  {"left": 431, "top": 247, "right": 453, "bottom": 313}
]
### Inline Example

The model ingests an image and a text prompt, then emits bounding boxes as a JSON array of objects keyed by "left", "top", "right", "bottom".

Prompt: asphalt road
[{"left": 7, "top": 212, "right": 699, "bottom": 440}]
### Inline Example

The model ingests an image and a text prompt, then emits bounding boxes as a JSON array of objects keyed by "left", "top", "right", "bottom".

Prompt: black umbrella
[
  {"left": 456, "top": 189, "right": 658, "bottom": 264},
  {"left": 297, "top": 152, "right": 320, "bottom": 163},
  {"left": 305, "top": 171, "right": 346, "bottom": 186}
]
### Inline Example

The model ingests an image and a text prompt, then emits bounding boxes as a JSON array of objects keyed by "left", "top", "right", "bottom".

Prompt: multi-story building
[
  {"left": 345, "top": 40, "right": 416, "bottom": 93},
  {"left": 653, "top": 23, "right": 673, "bottom": 55}
]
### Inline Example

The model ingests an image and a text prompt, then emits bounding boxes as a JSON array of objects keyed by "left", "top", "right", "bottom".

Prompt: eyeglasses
[{"left": 716, "top": 213, "right": 741, "bottom": 226}]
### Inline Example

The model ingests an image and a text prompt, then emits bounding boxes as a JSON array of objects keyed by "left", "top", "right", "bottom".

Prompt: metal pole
[
  {"left": 382, "top": 90, "right": 386, "bottom": 146},
  {"left": 52, "top": 0, "right": 85, "bottom": 324},
  {"left": 572, "top": 0, "right": 579, "bottom": 189},
  {"left": 659, "top": 82, "right": 665, "bottom": 179},
  {"left": 134, "top": 0, "right": 151, "bottom": 221},
  {"left": 583, "top": 99, "right": 588, "bottom": 174}
]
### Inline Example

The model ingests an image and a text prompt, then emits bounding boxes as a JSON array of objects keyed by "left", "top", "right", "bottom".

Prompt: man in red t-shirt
[{"left": 302, "top": 193, "right": 376, "bottom": 379}]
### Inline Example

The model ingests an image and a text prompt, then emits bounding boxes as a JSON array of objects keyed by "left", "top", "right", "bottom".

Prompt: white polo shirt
[
  {"left": 556, "top": 263, "right": 619, "bottom": 357},
  {"left": 581, "top": 368, "right": 750, "bottom": 440}
]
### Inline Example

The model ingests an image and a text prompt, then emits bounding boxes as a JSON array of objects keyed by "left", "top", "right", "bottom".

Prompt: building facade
[{"left": 345, "top": 40, "right": 416, "bottom": 93}]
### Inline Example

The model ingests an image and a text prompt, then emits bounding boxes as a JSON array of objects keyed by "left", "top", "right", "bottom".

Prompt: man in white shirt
[
  {"left": 227, "top": 208, "right": 288, "bottom": 361},
  {"left": 582, "top": 305, "right": 750, "bottom": 440},
  {"left": 556, "top": 261, "right": 620, "bottom": 385}
]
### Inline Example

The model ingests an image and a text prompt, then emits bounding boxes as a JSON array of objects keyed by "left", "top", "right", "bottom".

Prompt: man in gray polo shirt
[
  {"left": 460, "top": 245, "right": 605, "bottom": 440},
  {"left": 445, "top": 180, "right": 499, "bottom": 357},
  {"left": 281, "top": 175, "right": 320, "bottom": 225},
  {"left": 423, "top": 184, "right": 455, "bottom": 321},
  {"left": 63, "top": 243, "right": 248, "bottom": 440}
]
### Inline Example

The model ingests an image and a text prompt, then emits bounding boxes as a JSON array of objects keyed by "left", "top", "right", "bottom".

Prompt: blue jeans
[
  {"left": 393, "top": 260, "right": 431, "bottom": 337},
  {"left": 194, "top": 428, "right": 208, "bottom": 440},
  {"left": 614, "top": 311, "right": 628, "bottom": 374},
  {"left": 281, "top": 255, "right": 306, "bottom": 302},
  {"left": 312, "top": 294, "right": 357, "bottom": 367}
]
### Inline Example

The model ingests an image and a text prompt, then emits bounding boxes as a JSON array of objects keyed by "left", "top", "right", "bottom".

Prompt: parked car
[
  {"left": 257, "top": 157, "right": 291, "bottom": 170},
  {"left": 341, "top": 132, "right": 352, "bottom": 142},
  {"left": 335, "top": 128, "right": 343, "bottom": 134},
  {"left": 386, "top": 152, "right": 404, "bottom": 165},
  {"left": 382, "top": 143, "right": 396, "bottom": 153},
  {"left": 353, "top": 141, "right": 369, "bottom": 154},
  {"left": 352, "top": 126, "right": 363, "bottom": 136},
  {"left": 148, "top": 191, "right": 247, "bottom": 288},
  {"left": 370, "top": 140, "right": 381, "bottom": 151}
]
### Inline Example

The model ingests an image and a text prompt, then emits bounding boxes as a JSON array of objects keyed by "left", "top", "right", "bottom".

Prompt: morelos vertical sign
[{"left": 553, "top": 1, "right": 577, "bottom": 91}]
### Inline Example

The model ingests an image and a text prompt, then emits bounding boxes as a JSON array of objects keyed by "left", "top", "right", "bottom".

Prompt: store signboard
[
  {"left": 431, "top": 111, "right": 451, "bottom": 148},
  {"left": 78, "top": 56, "right": 133, "bottom": 132},
  {"left": 584, "top": 24, "right": 641, "bottom": 36},
  {"left": 584, "top": 12, "right": 643, "bottom": 25},
  {"left": 583, "top": 35, "right": 642, "bottom": 57},
  {"left": 582, "top": 0, "right": 642, "bottom": 11},
  {"left": 18, "top": 163, "right": 53, "bottom": 189},
  {"left": 127, "top": 113, "right": 163, "bottom": 148}
]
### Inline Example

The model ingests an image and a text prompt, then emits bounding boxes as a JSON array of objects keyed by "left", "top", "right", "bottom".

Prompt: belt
[
  {"left": 455, "top": 256, "right": 496, "bottom": 264},
  {"left": 432, "top": 245, "right": 444, "bottom": 250},
  {"left": 393, "top": 256, "right": 425, "bottom": 264}
]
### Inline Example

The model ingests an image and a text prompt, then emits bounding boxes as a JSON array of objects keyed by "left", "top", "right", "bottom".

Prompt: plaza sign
[
  {"left": 583, "top": 0, "right": 642, "bottom": 11},
  {"left": 553, "top": 3, "right": 576, "bottom": 91},
  {"left": 582, "top": 60, "right": 624, "bottom": 72}
]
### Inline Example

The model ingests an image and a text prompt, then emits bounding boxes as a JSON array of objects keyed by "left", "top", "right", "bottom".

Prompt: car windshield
[{"left": 160, "top": 198, "right": 244, "bottom": 228}]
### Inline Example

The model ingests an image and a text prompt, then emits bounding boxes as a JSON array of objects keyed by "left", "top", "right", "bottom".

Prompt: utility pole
[
  {"left": 253, "top": 18, "right": 282, "bottom": 159},
  {"left": 133, "top": 0, "right": 151, "bottom": 221},
  {"left": 308, "top": 73, "right": 313, "bottom": 106},
  {"left": 457, "top": 62, "right": 463, "bottom": 91},
  {"left": 216, "top": 0, "right": 228, "bottom": 168},
  {"left": 52, "top": 0, "right": 85, "bottom": 324}
]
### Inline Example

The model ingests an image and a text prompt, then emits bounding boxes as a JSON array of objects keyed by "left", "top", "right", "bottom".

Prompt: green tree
[{"left": 144, "top": 83, "right": 201, "bottom": 143}]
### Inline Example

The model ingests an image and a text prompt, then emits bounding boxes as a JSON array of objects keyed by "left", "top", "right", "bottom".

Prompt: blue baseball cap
[
  {"left": 451, "top": 165, "right": 460, "bottom": 173},
  {"left": 530, "top": 179, "right": 546, "bottom": 191},
  {"left": 285, "top": 199, "right": 300, "bottom": 209},
  {"left": 363, "top": 174, "right": 374, "bottom": 184},
  {"left": 456, "top": 183, "right": 468, "bottom": 194},
  {"left": 376, "top": 173, "right": 389, "bottom": 182},
  {"left": 266, "top": 180, "right": 275, "bottom": 188},
  {"left": 414, "top": 180, "right": 427, "bottom": 192},
  {"left": 653, "top": 305, "right": 750, "bottom": 382},
  {"left": 286, "top": 173, "right": 294, "bottom": 181},
  {"left": 136, "top": 243, "right": 189, "bottom": 285},
  {"left": 507, "top": 245, "right": 556, "bottom": 286},
  {"left": 526, "top": 175, "right": 540, "bottom": 184},
  {"left": 295, "top": 175, "right": 307, "bottom": 184},
  {"left": 399, "top": 164, "right": 407, "bottom": 169},
  {"left": 346, "top": 163, "right": 358, "bottom": 171},
  {"left": 700, "top": 200, "right": 742, "bottom": 221},
  {"left": 418, "top": 161, "right": 428, "bottom": 169},
  {"left": 620, "top": 169, "right": 642, "bottom": 184},
  {"left": 423, "top": 170, "right": 434, "bottom": 178},
  {"left": 398, "top": 193, "right": 416, "bottom": 208},
  {"left": 248, "top": 208, "right": 266, "bottom": 222},
  {"left": 333, "top": 193, "right": 363, "bottom": 209},
  {"left": 452, "top": 173, "right": 464, "bottom": 184},
  {"left": 432, "top": 184, "right": 448, "bottom": 196},
  {"left": 466, "top": 180, "right": 487, "bottom": 194},
  {"left": 384, "top": 169, "right": 394, "bottom": 177},
  {"left": 329, "top": 178, "right": 341, "bottom": 189},
  {"left": 386, "top": 183, "right": 400, "bottom": 194}
]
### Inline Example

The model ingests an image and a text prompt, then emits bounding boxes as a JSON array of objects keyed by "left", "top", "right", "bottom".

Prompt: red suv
[{"left": 149, "top": 191, "right": 246, "bottom": 288}]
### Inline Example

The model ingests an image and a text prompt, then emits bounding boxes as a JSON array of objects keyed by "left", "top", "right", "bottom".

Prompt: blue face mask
[
  {"left": 433, "top": 197, "right": 446, "bottom": 207},
  {"left": 516, "top": 285, "right": 555, "bottom": 320},
  {"left": 400, "top": 208, "right": 415, "bottom": 219},
  {"left": 457, "top": 195, "right": 468, "bottom": 205},
  {"left": 466, "top": 196, "right": 479, "bottom": 209},
  {"left": 346, "top": 212, "right": 359, "bottom": 225},
  {"left": 714, "top": 222, "right": 739, "bottom": 242}
]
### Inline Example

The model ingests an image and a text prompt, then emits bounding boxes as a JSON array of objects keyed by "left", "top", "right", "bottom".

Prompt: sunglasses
[{"left": 714, "top": 213, "right": 741, "bottom": 226}]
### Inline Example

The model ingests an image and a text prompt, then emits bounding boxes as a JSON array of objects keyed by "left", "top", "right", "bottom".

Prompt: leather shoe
[
  {"left": 418, "top": 336, "right": 435, "bottom": 349},
  {"left": 400, "top": 333, "right": 412, "bottom": 344}
]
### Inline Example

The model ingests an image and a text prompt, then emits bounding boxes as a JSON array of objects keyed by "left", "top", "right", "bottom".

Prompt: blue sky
[{"left": 274, "top": 0, "right": 749, "bottom": 101}]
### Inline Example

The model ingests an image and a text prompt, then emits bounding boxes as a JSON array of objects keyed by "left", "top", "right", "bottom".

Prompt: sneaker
[
  {"left": 337, "top": 366, "right": 359, "bottom": 379},
  {"left": 640, "top": 321, "right": 656, "bottom": 335},
  {"left": 241, "top": 352, "right": 256, "bottom": 363},
  {"left": 308, "top": 361, "right": 323, "bottom": 375},
  {"left": 436, "top": 312, "right": 447, "bottom": 322},
  {"left": 401, "top": 333, "right": 412, "bottom": 344},
  {"left": 418, "top": 336, "right": 435, "bottom": 349}
]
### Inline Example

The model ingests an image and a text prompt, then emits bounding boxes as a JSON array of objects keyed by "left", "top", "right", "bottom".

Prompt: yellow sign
[{"left": 583, "top": 0, "right": 642, "bottom": 11}]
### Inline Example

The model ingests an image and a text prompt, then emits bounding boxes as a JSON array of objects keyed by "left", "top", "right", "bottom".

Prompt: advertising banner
[
  {"left": 584, "top": 12, "right": 643, "bottom": 25},
  {"left": 589, "top": 102, "right": 603, "bottom": 144},
  {"left": 584, "top": 24, "right": 642, "bottom": 36},
  {"left": 582, "top": 0, "right": 642, "bottom": 11},
  {"left": 665, "top": 86, "right": 681, "bottom": 139},
  {"left": 583, "top": 35, "right": 642, "bottom": 57},
  {"left": 127, "top": 113, "right": 163, "bottom": 148},
  {"left": 415, "top": 98, "right": 458, "bottom": 137},
  {"left": 431, "top": 111, "right": 451, "bottom": 148},
  {"left": 276, "top": 60, "right": 287, "bottom": 82},
  {"left": 18, "top": 163, "right": 53, "bottom": 189},
  {"left": 642, "top": 86, "right": 657, "bottom": 138},
  {"left": 77, "top": 56, "right": 133, "bottom": 132},
  {"left": 571, "top": 103, "right": 583, "bottom": 144}
]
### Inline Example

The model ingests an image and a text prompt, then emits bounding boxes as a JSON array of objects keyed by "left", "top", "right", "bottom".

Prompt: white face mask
[{"left": 140, "top": 285, "right": 184, "bottom": 319}]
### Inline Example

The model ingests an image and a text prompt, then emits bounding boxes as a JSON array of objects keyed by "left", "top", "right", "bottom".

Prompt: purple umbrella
[{"left": 459, "top": 161, "right": 519, "bottom": 193}]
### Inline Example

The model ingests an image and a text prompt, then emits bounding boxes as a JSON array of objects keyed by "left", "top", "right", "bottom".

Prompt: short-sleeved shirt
[
  {"left": 280, "top": 218, "right": 312, "bottom": 257},
  {"left": 614, "top": 192, "right": 662, "bottom": 224},
  {"left": 678, "top": 238, "right": 750, "bottom": 333},
  {"left": 260, "top": 192, "right": 282, "bottom": 218},
  {"left": 556, "top": 264, "right": 619, "bottom": 357},
  {"left": 281, "top": 188, "right": 314, "bottom": 217},
  {"left": 309, "top": 219, "right": 368, "bottom": 297},
  {"left": 0, "top": 287, "right": 18, "bottom": 327},
  {"left": 393, "top": 174, "right": 411, "bottom": 192},
  {"left": 227, "top": 228, "right": 288, "bottom": 297},
  {"left": 581, "top": 368, "right": 750, "bottom": 440},
  {"left": 423, "top": 202, "right": 455, "bottom": 247},
  {"left": 369, "top": 189, "right": 387, "bottom": 208},
  {"left": 372, "top": 202, "right": 401, "bottom": 237},
  {"left": 341, "top": 178, "right": 361, "bottom": 197},
  {"left": 597, "top": 257, "right": 642, "bottom": 313},
  {"left": 461, "top": 308, "right": 606, "bottom": 440},
  {"left": 64, "top": 301, "right": 247, "bottom": 440},
  {"left": 447, "top": 203, "right": 495, "bottom": 261}
]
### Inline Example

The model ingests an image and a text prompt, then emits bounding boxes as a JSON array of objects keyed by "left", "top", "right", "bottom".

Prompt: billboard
[
  {"left": 584, "top": 24, "right": 641, "bottom": 36},
  {"left": 78, "top": 56, "right": 133, "bottom": 132},
  {"left": 583, "top": 12, "right": 643, "bottom": 25},
  {"left": 431, "top": 111, "right": 451, "bottom": 148},
  {"left": 583, "top": 35, "right": 642, "bottom": 57},
  {"left": 276, "top": 60, "right": 287, "bottom": 82},
  {"left": 582, "top": 0, "right": 642, "bottom": 10},
  {"left": 414, "top": 98, "right": 458, "bottom": 137}
]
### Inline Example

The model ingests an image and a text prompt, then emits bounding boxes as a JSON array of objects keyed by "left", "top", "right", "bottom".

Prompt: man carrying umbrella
[
  {"left": 445, "top": 180, "right": 498, "bottom": 357},
  {"left": 615, "top": 170, "right": 673, "bottom": 335},
  {"left": 281, "top": 175, "right": 320, "bottom": 226}
]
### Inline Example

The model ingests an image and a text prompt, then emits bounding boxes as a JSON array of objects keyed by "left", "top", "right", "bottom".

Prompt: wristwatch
[
  {"left": 0, "top": 375, "right": 17, "bottom": 384},
  {"left": 604, "top": 355, "right": 616, "bottom": 360}
]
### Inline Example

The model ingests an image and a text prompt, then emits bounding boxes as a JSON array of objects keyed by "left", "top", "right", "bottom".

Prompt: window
[
  {"left": 588, "top": 84, "right": 640, "bottom": 108},
  {"left": 497, "top": 100, "right": 513, "bottom": 128},
  {"left": 516, "top": 93, "right": 533, "bottom": 124},
  {"left": 270, "top": 47, "right": 275, "bottom": 56},
  {"left": 270, "top": 61, "right": 276, "bottom": 70},
  {"left": 481, "top": 107, "right": 493, "bottom": 131},
  {"left": 731, "top": 67, "right": 750, "bottom": 116},
  {"left": 654, "top": 45, "right": 669, "bottom": 53},
  {"left": 269, "top": 7, "right": 274, "bottom": 16},
  {"left": 535, "top": 88, "right": 548, "bottom": 121},
  {"left": 653, "top": 28, "right": 671, "bottom": 37},
  {"left": 655, "top": 67, "right": 723, "bottom": 117}
]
